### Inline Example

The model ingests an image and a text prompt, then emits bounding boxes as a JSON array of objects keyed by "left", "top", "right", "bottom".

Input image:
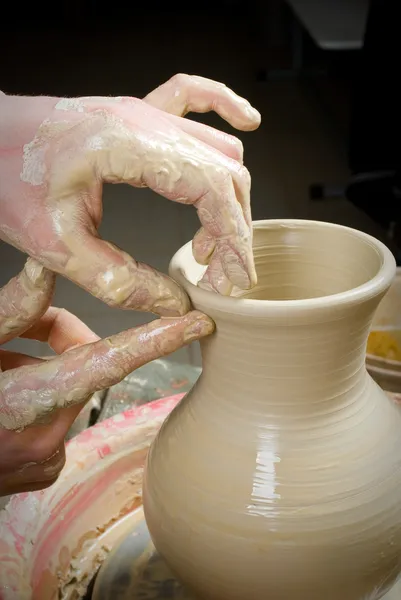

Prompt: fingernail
[{"left": 184, "top": 314, "right": 215, "bottom": 343}]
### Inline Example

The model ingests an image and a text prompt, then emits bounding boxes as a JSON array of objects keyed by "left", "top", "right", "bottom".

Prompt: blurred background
[{"left": 1, "top": 0, "right": 399, "bottom": 366}]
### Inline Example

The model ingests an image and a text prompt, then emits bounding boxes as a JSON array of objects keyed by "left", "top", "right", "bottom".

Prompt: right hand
[{"left": 0, "top": 74, "right": 260, "bottom": 310}]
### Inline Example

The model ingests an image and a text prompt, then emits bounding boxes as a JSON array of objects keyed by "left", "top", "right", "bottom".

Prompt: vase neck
[{"left": 199, "top": 304, "right": 377, "bottom": 418}]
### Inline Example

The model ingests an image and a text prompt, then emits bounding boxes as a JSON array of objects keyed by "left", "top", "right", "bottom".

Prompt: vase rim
[{"left": 169, "top": 219, "right": 397, "bottom": 317}]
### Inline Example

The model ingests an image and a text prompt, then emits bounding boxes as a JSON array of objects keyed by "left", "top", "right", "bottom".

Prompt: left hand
[{"left": 0, "top": 259, "right": 213, "bottom": 495}]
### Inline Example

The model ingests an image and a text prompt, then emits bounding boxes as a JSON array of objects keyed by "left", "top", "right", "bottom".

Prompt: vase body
[{"left": 143, "top": 220, "right": 401, "bottom": 600}]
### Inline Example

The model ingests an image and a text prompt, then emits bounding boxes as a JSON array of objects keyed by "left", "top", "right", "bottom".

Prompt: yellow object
[{"left": 367, "top": 330, "right": 401, "bottom": 362}]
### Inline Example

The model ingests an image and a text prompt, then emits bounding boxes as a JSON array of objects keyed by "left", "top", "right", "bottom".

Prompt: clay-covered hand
[
  {"left": 0, "top": 259, "right": 213, "bottom": 496},
  {"left": 0, "top": 75, "right": 261, "bottom": 308}
]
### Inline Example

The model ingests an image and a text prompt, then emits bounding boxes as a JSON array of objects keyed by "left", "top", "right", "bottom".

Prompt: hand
[
  {"left": 0, "top": 259, "right": 213, "bottom": 496},
  {"left": 0, "top": 74, "right": 261, "bottom": 307}
]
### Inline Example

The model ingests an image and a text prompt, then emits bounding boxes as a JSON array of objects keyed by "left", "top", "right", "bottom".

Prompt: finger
[
  {"left": 145, "top": 82, "right": 253, "bottom": 230},
  {"left": 192, "top": 227, "right": 216, "bottom": 265},
  {"left": 21, "top": 306, "right": 100, "bottom": 354},
  {"left": 194, "top": 172, "right": 254, "bottom": 293},
  {"left": 166, "top": 113, "right": 244, "bottom": 163},
  {"left": 0, "top": 310, "right": 214, "bottom": 430},
  {"left": 0, "top": 258, "right": 55, "bottom": 345},
  {"left": 193, "top": 150, "right": 252, "bottom": 236},
  {"left": 198, "top": 252, "right": 233, "bottom": 295},
  {"left": 143, "top": 74, "right": 261, "bottom": 131},
  {"left": 194, "top": 166, "right": 255, "bottom": 290},
  {"left": 181, "top": 143, "right": 252, "bottom": 266},
  {"left": 190, "top": 146, "right": 252, "bottom": 269},
  {"left": 54, "top": 235, "right": 191, "bottom": 317}
]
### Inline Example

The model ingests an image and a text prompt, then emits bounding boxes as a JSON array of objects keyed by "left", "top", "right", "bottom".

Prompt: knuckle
[{"left": 171, "top": 73, "right": 191, "bottom": 89}]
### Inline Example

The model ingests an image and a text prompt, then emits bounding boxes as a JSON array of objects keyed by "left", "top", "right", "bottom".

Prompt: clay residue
[
  {"left": 55, "top": 469, "right": 145, "bottom": 599},
  {"left": 60, "top": 544, "right": 111, "bottom": 600}
]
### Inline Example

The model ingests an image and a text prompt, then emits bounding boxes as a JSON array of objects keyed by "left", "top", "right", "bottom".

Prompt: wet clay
[{"left": 143, "top": 219, "right": 401, "bottom": 600}]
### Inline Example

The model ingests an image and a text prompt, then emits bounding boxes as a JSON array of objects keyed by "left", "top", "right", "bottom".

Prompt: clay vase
[{"left": 143, "top": 219, "right": 401, "bottom": 600}]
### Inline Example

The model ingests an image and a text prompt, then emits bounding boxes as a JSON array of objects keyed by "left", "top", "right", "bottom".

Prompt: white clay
[{"left": 143, "top": 219, "right": 401, "bottom": 600}]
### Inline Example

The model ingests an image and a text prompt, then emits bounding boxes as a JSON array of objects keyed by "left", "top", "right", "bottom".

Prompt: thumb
[
  {"left": 0, "top": 258, "right": 55, "bottom": 345},
  {"left": 0, "top": 311, "right": 214, "bottom": 430}
]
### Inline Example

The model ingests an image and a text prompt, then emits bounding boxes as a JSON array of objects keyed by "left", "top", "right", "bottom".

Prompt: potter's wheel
[
  {"left": 91, "top": 507, "right": 401, "bottom": 600},
  {"left": 91, "top": 508, "right": 192, "bottom": 599}
]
